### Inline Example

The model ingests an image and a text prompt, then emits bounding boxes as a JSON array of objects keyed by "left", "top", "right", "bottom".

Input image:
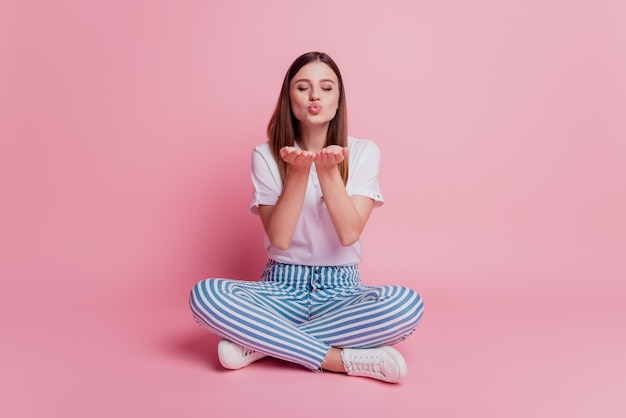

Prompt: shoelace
[
  {"left": 242, "top": 346, "right": 257, "bottom": 358},
  {"left": 347, "top": 353, "right": 385, "bottom": 376}
]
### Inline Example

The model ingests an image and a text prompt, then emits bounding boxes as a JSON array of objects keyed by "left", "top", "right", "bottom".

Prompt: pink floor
[{"left": 3, "top": 277, "right": 624, "bottom": 418}]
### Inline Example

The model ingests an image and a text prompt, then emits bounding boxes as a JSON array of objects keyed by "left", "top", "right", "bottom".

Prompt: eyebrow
[{"left": 293, "top": 78, "right": 337, "bottom": 84}]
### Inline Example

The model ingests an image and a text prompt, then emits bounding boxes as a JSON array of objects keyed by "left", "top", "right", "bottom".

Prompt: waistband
[{"left": 261, "top": 259, "right": 361, "bottom": 289}]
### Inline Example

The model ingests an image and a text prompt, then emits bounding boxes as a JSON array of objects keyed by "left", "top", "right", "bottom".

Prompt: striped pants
[{"left": 190, "top": 260, "right": 424, "bottom": 371}]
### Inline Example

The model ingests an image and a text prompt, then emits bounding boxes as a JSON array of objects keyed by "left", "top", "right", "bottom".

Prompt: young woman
[{"left": 190, "top": 51, "right": 424, "bottom": 383}]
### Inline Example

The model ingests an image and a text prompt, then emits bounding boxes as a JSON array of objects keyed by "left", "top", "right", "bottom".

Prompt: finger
[{"left": 280, "top": 146, "right": 295, "bottom": 158}]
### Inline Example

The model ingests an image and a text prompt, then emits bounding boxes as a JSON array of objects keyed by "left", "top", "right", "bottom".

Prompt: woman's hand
[
  {"left": 262, "top": 146, "right": 315, "bottom": 250},
  {"left": 280, "top": 147, "right": 316, "bottom": 169},
  {"left": 315, "top": 145, "right": 349, "bottom": 169}
]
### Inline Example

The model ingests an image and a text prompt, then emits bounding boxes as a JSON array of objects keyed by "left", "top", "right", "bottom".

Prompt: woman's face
[{"left": 289, "top": 61, "right": 340, "bottom": 130}]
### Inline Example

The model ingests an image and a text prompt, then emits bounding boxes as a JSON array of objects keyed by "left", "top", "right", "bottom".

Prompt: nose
[{"left": 310, "top": 88, "right": 320, "bottom": 101}]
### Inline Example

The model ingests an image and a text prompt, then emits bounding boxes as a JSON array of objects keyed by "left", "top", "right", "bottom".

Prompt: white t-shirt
[{"left": 250, "top": 137, "right": 384, "bottom": 266}]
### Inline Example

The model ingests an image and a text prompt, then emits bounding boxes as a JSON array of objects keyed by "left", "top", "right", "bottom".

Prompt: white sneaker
[
  {"left": 217, "top": 339, "right": 267, "bottom": 370},
  {"left": 340, "top": 346, "right": 408, "bottom": 383}
]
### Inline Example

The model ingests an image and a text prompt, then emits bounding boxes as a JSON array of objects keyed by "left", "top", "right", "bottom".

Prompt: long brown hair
[{"left": 267, "top": 51, "right": 349, "bottom": 184}]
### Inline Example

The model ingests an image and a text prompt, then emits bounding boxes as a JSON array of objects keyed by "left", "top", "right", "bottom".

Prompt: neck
[{"left": 297, "top": 124, "right": 328, "bottom": 152}]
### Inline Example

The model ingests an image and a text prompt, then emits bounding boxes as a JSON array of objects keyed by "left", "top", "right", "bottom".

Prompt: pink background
[{"left": 1, "top": 0, "right": 625, "bottom": 417}]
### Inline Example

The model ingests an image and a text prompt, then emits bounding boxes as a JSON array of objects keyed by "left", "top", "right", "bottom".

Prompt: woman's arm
[
  {"left": 315, "top": 146, "right": 375, "bottom": 246},
  {"left": 258, "top": 147, "right": 315, "bottom": 250}
]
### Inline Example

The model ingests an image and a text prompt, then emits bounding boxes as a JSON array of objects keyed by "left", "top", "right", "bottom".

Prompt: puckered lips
[{"left": 308, "top": 103, "right": 322, "bottom": 115}]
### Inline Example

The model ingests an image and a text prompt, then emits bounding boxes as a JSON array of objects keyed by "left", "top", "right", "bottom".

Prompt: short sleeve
[
  {"left": 250, "top": 144, "right": 283, "bottom": 215},
  {"left": 346, "top": 139, "right": 384, "bottom": 207}
]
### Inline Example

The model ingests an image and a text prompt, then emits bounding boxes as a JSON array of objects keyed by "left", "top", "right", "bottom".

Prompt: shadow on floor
[{"left": 159, "top": 328, "right": 222, "bottom": 370}]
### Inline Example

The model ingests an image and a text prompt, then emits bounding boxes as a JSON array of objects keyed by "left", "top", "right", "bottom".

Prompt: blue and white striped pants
[{"left": 190, "top": 260, "right": 424, "bottom": 370}]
